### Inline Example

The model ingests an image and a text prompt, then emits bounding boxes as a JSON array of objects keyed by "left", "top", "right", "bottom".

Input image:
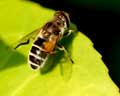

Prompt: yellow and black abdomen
[{"left": 28, "top": 37, "right": 48, "bottom": 70}]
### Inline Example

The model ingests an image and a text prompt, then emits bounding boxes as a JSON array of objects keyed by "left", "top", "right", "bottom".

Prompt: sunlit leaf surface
[{"left": 0, "top": 1, "right": 119, "bottom": 96}]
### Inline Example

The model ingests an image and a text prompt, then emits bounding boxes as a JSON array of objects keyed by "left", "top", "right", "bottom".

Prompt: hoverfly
[{"left": 14, "top": 11, "right": 75, "bottom": 70}]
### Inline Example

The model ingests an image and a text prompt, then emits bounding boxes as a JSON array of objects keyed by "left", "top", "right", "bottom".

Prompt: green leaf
[{"left": 0, "top": 1, "right": 119, "bottom": 96}]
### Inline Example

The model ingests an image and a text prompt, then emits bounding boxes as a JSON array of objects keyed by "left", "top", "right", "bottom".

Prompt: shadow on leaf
[{"left": 0, "top": 38, "right": 27, "bottom": 71}]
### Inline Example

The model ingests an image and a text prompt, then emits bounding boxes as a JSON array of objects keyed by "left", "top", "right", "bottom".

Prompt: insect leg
[
  {"left": 49, "top": 51, "right": 57, "bottom": 55},
  {"left": 64, "top": 22, "right": 78, "bottom": 37},
  {"left": 14, "top": 39, "right": 30, "bottom": 49},
  {"left": 63, "top": 29, "right": 73, "bottom": 37},
  {"left": 57, "top": 44, "right": 74, "bottom": 64}
]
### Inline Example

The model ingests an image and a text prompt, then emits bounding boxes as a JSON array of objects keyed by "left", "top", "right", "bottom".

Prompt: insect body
[{"left": 14, "top": 11, "right": 74, "bottom": 70}]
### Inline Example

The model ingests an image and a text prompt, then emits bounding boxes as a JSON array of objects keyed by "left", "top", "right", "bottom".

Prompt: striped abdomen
[{"left": 28, "top": 37, "right": 48, "bottom": 70}]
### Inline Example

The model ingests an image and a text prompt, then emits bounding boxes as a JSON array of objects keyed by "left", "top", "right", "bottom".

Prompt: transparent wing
[
  {"left": 59, "top": 51, "right": 73, "bottom": 81},
  {"left": 55, "top": 44, "right": 73, "bottom": 81},
  {"left": 12, "top": 28, "right": 41, "bottom": 49},
  {"left": 39, "top": 48, "right": 73, "bottom": 81},
  {"left": 40, "top": 54, "right": 55, "bottom": 74}
]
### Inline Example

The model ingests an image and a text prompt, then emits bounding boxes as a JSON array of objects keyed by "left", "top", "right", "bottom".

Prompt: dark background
[{"left": 29, "top": 0, "right": 120, "bottom": 88}]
